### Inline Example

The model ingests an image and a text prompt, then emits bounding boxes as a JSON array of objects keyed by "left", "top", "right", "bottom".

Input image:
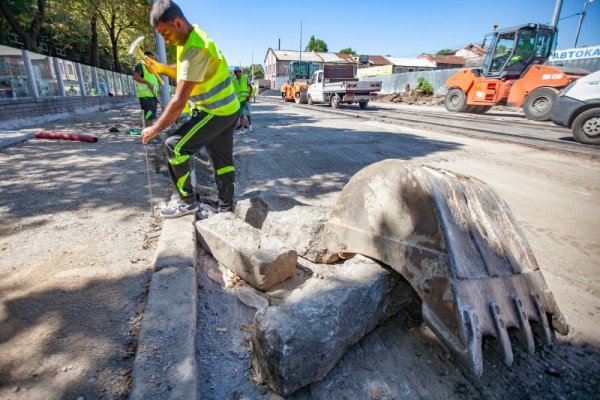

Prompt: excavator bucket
[{"left": 325, "top": 160, "right": 568, "bottom": 376}]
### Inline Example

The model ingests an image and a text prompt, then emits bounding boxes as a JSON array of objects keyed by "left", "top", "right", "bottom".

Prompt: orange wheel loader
[
  {"left": 445, "top": 23, "right": 588, "bottom": 121},
  {"left": 281, "top": 60, "right": 319, "bottom": 104}
]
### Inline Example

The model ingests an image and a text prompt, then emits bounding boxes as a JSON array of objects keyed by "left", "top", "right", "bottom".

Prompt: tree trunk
[
  {"left": 90, "top": 13, "right": 100, "bottom": 67},
  {"left": 111, "top": 33, "right": 120, "bottom": 72}
]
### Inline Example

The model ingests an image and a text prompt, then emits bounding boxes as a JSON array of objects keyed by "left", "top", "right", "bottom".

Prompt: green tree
[
  {"left": 0, "top": 0, "right": 47, "bottom": 51},
  {"left": 93, "top": 0, "right": 151, "bottom": 72},
  {"left": 305, "top": 35, "right": 328, "bottom": 52},
  {"left": 416, "top": 77, "right": 434, "bottom": 95},
  {"left": 339, "top": 47, "right": 356, "bottom": 55},
  {"left": 435, "top": 48, "right": 453, "bottom": 55},
  {"left": 243, "top": 64, "right": 264, "bottom": 79}
]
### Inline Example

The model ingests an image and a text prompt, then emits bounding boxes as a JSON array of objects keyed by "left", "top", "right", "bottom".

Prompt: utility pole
[
  {"left": 574, "top": 0, "right": 595, "bottom": 48},
  {"left": 299, "top": 20, "right": 303, "bottom": 62},
  {"left": 550, "top": 0, "right": 564, "bottom": 29},
  {"left": 152, "top": 0, "right": 170, "bottom": 106}
]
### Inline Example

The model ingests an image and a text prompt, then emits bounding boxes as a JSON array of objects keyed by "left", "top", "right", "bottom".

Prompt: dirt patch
[{"left": 0, "top": 104, "right": 170, "bottom": 399}]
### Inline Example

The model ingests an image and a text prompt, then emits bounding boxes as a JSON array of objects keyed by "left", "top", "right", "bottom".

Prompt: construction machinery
[
  {"left": 445, "top": 23, "right": 588, "bottom": 120},
  {"left": 280, "top": 61, "right": 319, "bottom": 104},
  {"left": 325, "top": 160, "right": 568, "bottom": 376}
]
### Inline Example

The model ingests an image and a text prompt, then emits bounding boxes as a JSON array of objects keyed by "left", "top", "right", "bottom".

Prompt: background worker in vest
[
  {"left": 133, "top": 51, "right": 160, "bottom": 127},
  {"left": 232, "top": 67, "right": 253, "bottom": 133},
  {"left": 141, "top": 0, "right": 240, "bottom": 219}
]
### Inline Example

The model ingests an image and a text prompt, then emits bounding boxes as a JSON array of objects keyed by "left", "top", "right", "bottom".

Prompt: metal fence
[
  {"left": 0, "top": 44, "right": 135, "bottom": 100},
  {"left": 359, "top": 68, "right": 463, "bottom": 95}
]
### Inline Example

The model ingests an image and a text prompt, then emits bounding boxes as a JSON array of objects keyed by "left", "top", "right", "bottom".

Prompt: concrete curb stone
[{"left": 131, "top": 214, "right": 199, "bottom": 400}]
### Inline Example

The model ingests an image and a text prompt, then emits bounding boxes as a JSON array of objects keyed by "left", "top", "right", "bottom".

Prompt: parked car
[
  {"left": 551, "top": 70, "right": 600, "bottom": 144},
  {"left": 307, "top": 64, "right": 381, "bottom": 109}
]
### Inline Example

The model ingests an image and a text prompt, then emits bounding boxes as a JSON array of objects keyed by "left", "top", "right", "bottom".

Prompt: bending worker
[
  {"left": 232, "top": 67, "right": 253, "bottom": 133},
  {"left": 141, "top": 0, "right": 240, "bottom": 219},
  {"left": 133, "top": 51, "right": 160, "bottom": 127}
]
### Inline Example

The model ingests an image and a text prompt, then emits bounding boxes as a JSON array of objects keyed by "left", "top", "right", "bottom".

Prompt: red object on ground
[{"left": 34, "top": 131, "right": 98, "bottom": 143}]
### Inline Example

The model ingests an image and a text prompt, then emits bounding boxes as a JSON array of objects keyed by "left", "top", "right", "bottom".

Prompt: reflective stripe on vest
[
  {"left": 232, "top": 74, "right": 249, "bottom": 102},
  {"left": 135, "top": 64, "right": 158, "bottom": 98},
  {"left": 177, "top": 25, "right": 240, "bottom": 116}
]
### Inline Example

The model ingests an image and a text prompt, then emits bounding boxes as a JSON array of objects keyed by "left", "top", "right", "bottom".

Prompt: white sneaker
[
  {"left": 237, "top": 128, "right": 247, "bottom": 134},
  {"left": 160, "top": 200, "right": 199, "bottom": 218},
  {"left": 248, "top": 125, "right": 253, "bottom": 132}
]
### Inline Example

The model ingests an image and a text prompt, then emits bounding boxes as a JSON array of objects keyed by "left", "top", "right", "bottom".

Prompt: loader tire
[
  {"left": 445, "top": 88, "right": 468, "bottom": 112},
  {"left": 295, "top": 91, "right": 308, "bottom": 104},
  {"left": 523, "top": 87, "right": 558, "bottom": 121},
  {"left": 572, "top": 108, "right": 600, "bottom": 145}
]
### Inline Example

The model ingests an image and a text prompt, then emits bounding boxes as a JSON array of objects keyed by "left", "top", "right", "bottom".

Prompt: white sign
[{"left": 549, "top": 46, "right": 600, "bottom": 61}]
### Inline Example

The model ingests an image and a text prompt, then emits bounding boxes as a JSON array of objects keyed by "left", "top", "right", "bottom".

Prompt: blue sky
[{"left": 176, "top": 0, "right": 600, "bottom": 67}]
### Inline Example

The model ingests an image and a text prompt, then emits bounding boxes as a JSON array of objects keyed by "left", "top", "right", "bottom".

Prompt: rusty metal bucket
[{"left": 325, "top": 160, "right": 568, "bottom": 376}]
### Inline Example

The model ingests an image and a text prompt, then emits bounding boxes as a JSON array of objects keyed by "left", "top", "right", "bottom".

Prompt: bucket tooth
[
  {"left": 512, "top": 295, "right": 535, "bottom": 354},
  {"left": 463, "top": 310, "right": 484, "bottom": 376},
  {"left": 488, "top": 301, "right": 513, "bottom": 366},
  {"left": 324, "top": 160, "right": 568, "bottom": 375},
  {"left": 532, "top": 293, "right": 553, "bottom": 345}
]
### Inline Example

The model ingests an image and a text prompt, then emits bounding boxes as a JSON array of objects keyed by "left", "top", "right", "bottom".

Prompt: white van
[{"left": 551, "top": 70, "right": 600, "bottom": 144}]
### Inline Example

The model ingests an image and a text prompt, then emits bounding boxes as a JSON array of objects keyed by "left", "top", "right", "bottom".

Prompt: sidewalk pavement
[{"left": 0, "top": 129, "right": 38, "bottom": 149}]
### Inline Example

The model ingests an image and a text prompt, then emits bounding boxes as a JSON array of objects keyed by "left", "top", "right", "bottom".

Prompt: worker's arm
[
  {"left": 143, "top": 56, "right": 177, "bottom": 80},
  {"left": 141, "top": 80, "right": 195, "bottom": 144}
]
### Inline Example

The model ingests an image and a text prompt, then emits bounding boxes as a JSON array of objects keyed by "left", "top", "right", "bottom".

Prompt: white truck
[{"left": 307, "top": 64, "right": 382, "bottom": 109}]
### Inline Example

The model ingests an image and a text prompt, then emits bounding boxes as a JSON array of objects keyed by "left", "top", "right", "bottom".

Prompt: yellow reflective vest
[
  {"left": 232, "top": 74, "right": 250, "bottom": 102},
  {"left": 178, "top": 25, "right": 240, "bottom": 116},
  {"left": 135, "top": 64, "right": 158, "bottom": 98}
]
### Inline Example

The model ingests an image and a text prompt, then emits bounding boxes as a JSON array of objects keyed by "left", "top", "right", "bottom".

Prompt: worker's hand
[
  {"left": 143, "top": 56, "right": 168, "bottom": 75},
  {"left": 141, "top": 126, "right": 159, "bottom": 145}
]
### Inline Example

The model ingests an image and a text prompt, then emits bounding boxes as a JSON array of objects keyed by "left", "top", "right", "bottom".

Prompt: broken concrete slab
[
  {"left": 154, "top": 213, "right": 196, "bottom": 271},
  {"left": 196, "top": 213, "right": 297, "bottom": 291},
  {"left": 235, "top": 195, "right": 338, "bottom": 263},
  {"left": 131, "top": 266, "right": 198, "bottom": 400},
  {"left": 251, "top": 254, "right": 418, "bottom": 396}
]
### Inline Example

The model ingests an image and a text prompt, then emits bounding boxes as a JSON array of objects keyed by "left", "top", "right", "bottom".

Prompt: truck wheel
[
  {"left": 445, "top": 88, "right": 468, "bottom": 112},
  {"left": 359, "top": 101, "right": 368, "bottom": 109},
  {"left": 307, "top": 95, "right": 314, "bottom": 105},
  {"left": 331, "top": 95, "right": 341, "bottom": 109},
  {"left": 295, "top": 91, "right": 308, "bottom": 104},
  {"left": 523, "top": 87, "right": 558, "bottom": 121},
  {"left": 572, "top": 108, "right": 600, "bottom": 145}
]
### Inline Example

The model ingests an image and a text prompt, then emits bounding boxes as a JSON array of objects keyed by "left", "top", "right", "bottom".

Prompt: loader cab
[
  {"left": 482, "top": 23, "right": 555, "bottom": 79},
  {"left": 286, "top": 61, "right": 319, "bottom": 85}
]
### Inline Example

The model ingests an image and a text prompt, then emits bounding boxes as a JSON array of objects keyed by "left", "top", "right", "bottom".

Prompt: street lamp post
[{"left": 574, "top": 0, "right": 595, "bottom": 48}]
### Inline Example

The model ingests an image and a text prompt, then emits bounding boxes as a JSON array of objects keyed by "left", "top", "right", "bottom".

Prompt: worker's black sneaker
[{"left": 160, "top": 200, "right": 199, "bottom": 218}]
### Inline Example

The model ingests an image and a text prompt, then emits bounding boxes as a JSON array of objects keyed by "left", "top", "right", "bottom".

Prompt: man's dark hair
[
  {"left": 150, "top": 0, "right": 185, "bottom": 27},
  {"left": 144, "top": 51, "right": 155, "bottom": 57}
]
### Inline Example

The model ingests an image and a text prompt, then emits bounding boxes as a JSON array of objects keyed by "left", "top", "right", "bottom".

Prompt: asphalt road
[{"left": 196, "top": 99, "right": 600, "bottom": 399}]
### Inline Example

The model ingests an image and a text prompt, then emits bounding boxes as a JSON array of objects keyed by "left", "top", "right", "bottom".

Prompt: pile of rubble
[{"left": 374, "top": 92, "right": 445, "bottom": 106}]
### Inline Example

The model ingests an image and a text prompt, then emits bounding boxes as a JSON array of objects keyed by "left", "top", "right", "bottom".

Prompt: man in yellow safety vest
[
  {"left": 141, "top": 0, "right": 240, "bottom": 218},
  {"left": 133, "top": 51, "right": 160, "bottom": 127},
  {"left": 232, "top": 67, "right": 253, "bottom": 133}
]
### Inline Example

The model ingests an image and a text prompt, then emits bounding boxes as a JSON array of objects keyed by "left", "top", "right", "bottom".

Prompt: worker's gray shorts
[{"left": 239, "top": 101, "right": 251, "bottom": 118}]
